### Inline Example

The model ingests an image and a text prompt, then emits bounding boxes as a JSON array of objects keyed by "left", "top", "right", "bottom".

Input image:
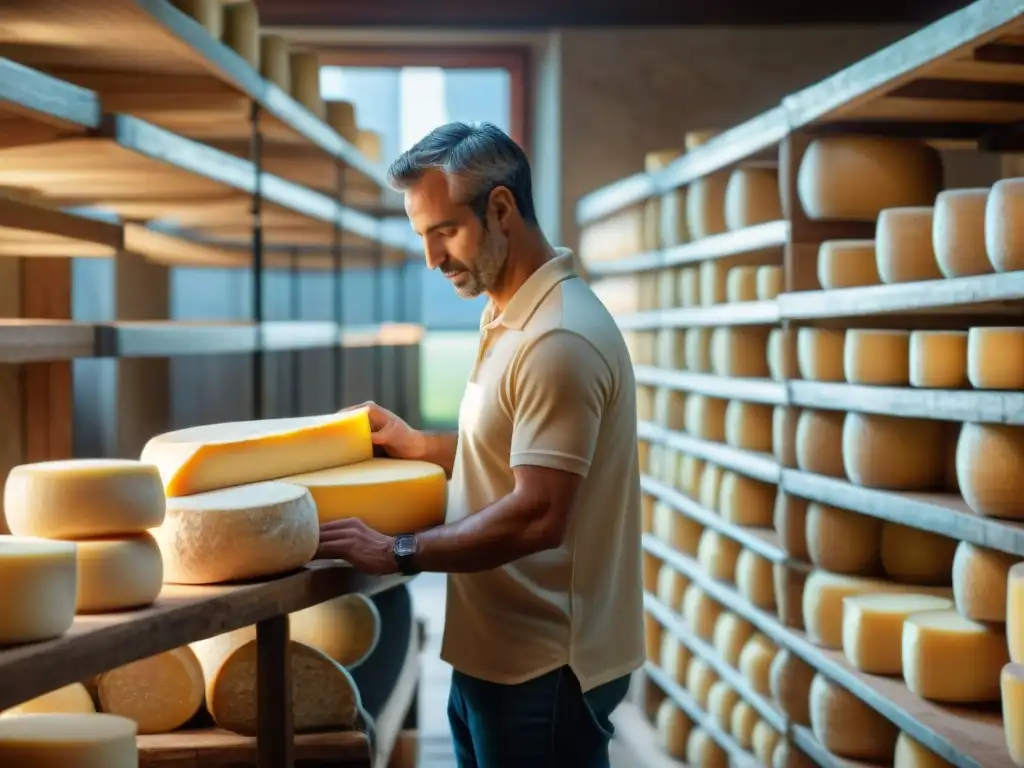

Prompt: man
[{"left": 317, "top": 121, "right": 644, "bottom": 768}]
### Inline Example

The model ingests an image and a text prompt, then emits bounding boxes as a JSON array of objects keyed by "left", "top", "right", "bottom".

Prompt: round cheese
[
  {"left": 289, "top": 593, "right": 382, "bottom": 669},
  {"left": 797, "top": 136, "right": 942, "bottom": 221},
  {"left": 656, "top": 269, "right": 678, "bottom": 310},
  {"left": 753, "top": 721, "right": 782, "bottom": 765},
  {"left": 843, "top": 329, "right": 911, "bottom": 386},
  {"left": 724, "top": 166, "right": 782, "bottom": 230},
  {"left": 1, "top": 683, "right": 94, "bottom": 717},
  {"left": 636, "top": 385, "right": 655, "bottom": 422},
  {"left": 260, "top": 35, "right": 291, "bottom": 91},
  {"left": 642, "top": 551, "right": 661, "bottom": 593},
  {"left": 767, "top": 328, "right": 799, "bottom": 381},
  {"left": 984, "top": 177, "right": 1024, "bottom": 273},
  {"left": 654, "top": 387, "right": 686, "bottom": 431},
  {"left": 809, "top": 673, "right": 899, "bottom": 760},
  {"left": 756, "top": 265, "right": 784, "bottom": 301},
  {"left": 685, "top": 394, "right": 727, "bottom": 441},
  {"left": 725, "top": 265, "right": 759, "bottom": 302},
  {"left": 933, "top": 187, "right": 992, "bottom": 278},
  {"left": 660, "top": 633, "right": 692, "bottom": 683},
  {"left": 140, "top": 411, "right": 373, "bottom": 497},
  {"left": 684, "top": 328, "right": 712, "bottom": 371},
  {"left": 155, "top": 481, "right": 318, "bottom": 585},
  {"left": 170, "top": 0, "right": 222, "bottom": 37},
  {"left": 645, "top": 150, "right": 682, "bottom": 173},
  {"left": 880, "top": 522, "right": 956, "bottom": 585},
  {"left": 0, "top": 713, "right": 138, "bottom": 766},
  {"left": 655, "top": 699, "right": 691, "bottom": 758},
  {"left": 730, "top": 700, "right": 758, "bottom": 749},
  {"left": 685, "top": 658, "right": 719, "bottom": 708},
  {"left": 327, "top": 100, "right": 358, "bottom": 142},
  {"left": 712, "top": 612, "right": 755, "bottom": 667},
  {"left": 795, "top": 408, "right": 845, "bottom": 478},
  {"left": 0, "top": 535, "right": 78, "bottom": 644},
  {"left": 682, "top": 585, "right": 723, "bottom": 641},
  {"left": 736, "top": 549, "right": 776, "bottom": 610},
  {"left": 909, "top": 331, "right": 968, "bottom": 388},
  {"left": 678, "top": 267, "right": 700, "bottom": 306},
  {"left": 191, "top": 626, "right": 362, "bottom": 736},
  {"left": 773, "top": 491, "right": 808, "bottom": 559},
  {"left": 738, "top": 633, "right": 776, "bottom": 695},
  {"left": 75, "top": 534, "right": 163, "bottom": 614},
  {"left": 718, "top": 471, "right": 774, "bottom": 526},
  {"left": 842, "top": 412, "right": 946, "bottom": 490},
  {"left": 796, "top": 328, "right": 845, "bottom": 382},
  {"left": 724, "top": 401, "right": 773, "bottom": 453},
  {"left": 876, "top": 207, "right": 943, "bottom": 284},
  {"left": 97, "top": 647, "right": 204, "bottom": 734},
  {"left": 4, "top": 460, "right": 164, "bottom": 539},
  {"left": 685, "top": 129, "right": 720, "bottom": 150},
  {"left": 699, "top": 260, "right": 728, "bottom": 306},
  {"left": 699, "top": 464, "right": 723, "bottom": 512},
  {"left": 290, "top": 51, "right": 326, "bottom": 119},
  {"left": 769, "top": 649, "right": 814, "bottom": 726},
  {"left": 1003, "top": 563, "right": 1024, "bottom": 663},
  {"left": 817, "top": 240, "right": 880, "bottom": 289},
  {"left": 678, "top": 455, "right": 705, "bottom": 499},
  {"left": 707, "top": 680, "right": 740, "bottom": 731},
  {"left": 222, "top": 2, "right": 259, "bottom": 69},
  {"left": 686, "top": 172, "right": 730, "bottom": 240},
  {"left": 1001, "top": 664, "right": 1024, "bottom": 766},
  {"left": 902, "top": 609, "right": 1008, "bottom": 702},
  {"left": 656, "top": 564, "right": 689, "bottom": 611},
  {"left": 360, "top": 129, "right": 385, "bottom": 161},
  {"left": 645, "top": 611, "right": 663, "bottom": 662},
  {"left": 773, "top": 741, "right": 817, "bottom": 768},
  {"left": 952, "top": 541, "right": 1020, "bottom": 622},
  {"left": 967, "top": 327, "right": 1024, "bottom": 390},
  {"left": 842, "top": 593, "right": 954, "bottom": 675},
  {"left": 655, "top": 329, "right": 683, "bottom": 371},
  {"left": 709, "top": 327, "right": 770, "bottom": 378},
  {"left": 956, "top": 423, "right": 1024, "bottom": 519},
  {"left": 773, "top": 406, "right": 799, "bottom": 468},
  {"left": 686, "top": 727, "right": 727, "bottom": 768},
  {"left": 894, "top": 731, "right": 955, "bottom": 768},
  {"left": 696, "top": 530, "right": 741, "bottom": 583},
  {"left": 774, "top": 561, "right": 808, "bottom": 630}
]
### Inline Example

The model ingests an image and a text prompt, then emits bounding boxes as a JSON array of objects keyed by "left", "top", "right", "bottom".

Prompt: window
[{"left": 319, "top": 48, "right": 529, "bottom": 429}]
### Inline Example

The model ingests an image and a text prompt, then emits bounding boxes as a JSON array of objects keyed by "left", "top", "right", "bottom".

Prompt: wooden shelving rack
[
  {"left": 0, "top": 2, "right": 425, "bottom": 766},
  {"left": 576, "top": 1, "right": 1024, "bottom": 766}
]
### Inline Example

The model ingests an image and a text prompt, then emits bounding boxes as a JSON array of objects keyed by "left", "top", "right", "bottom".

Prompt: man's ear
[{"left": 488, "top": 186, "right": 517, "bottom": 232}]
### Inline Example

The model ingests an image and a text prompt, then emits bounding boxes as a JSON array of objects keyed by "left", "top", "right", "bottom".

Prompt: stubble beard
[{"left": 453, "top": 224, "right": 508, "bottom": 299}]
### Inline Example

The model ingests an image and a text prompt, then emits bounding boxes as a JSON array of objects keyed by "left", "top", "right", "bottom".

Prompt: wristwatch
[{"left": 392, "top": 534, "right": 419, "bottom": 575}]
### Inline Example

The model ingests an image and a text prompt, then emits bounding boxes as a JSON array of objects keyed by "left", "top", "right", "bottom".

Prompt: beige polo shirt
[{"left": 441, "top": 249, "right": 645, "bottom": 692}]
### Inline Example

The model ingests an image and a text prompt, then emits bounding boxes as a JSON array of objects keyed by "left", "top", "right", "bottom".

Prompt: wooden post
[{"left": 256, "top": 614, "right": 294, "bottom": 768}]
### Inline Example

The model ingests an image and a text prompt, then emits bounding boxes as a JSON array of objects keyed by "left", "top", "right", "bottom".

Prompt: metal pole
[
  {"left": 250, "top": 100, "right": 265, "bottom": 420},
  {"left": 333, "top": 164, "right": 347, "bottom": 410}
]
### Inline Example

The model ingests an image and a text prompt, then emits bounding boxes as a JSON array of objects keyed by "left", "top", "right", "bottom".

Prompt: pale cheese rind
[
  {"left": 0, "top": 535, "right": 78, "bottom": 644},
  {"left": 0, "top": 683, "right": 95, "bottom": 717},
  {"left": 809, "top": 673, "right": 899, "bottom": 760},
  {"left": 0, "top": 713, "right": 138, "bottom": 766},
  {"left": 97, "top": 647, "right": 204, "bottom": 734},
  {"left": 289, "top": 593, "right": 382, "bottom": 669},
  {"left": 75, "top": 534, "right": 163, "bottom": 613}
]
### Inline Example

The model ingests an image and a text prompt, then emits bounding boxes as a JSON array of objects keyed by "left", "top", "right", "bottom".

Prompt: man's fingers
[{"left": 319, "top": 518, "right": 362, "bottom": 533}]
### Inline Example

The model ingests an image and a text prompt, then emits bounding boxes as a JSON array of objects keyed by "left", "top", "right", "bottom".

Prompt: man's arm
[
  {"left": 411, "top": 430, "right": 459, "bottom": 478},
  {"left": 410, "top": 330, "right": 611, "bottom": 573}
]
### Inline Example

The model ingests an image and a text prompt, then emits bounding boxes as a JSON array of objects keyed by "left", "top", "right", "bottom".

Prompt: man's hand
[
  {"left": 343, "top": 401, "right": 426, "bottom": 460},
  {"left": 316, "top": 518, "right": 398, "bottom": 575}
]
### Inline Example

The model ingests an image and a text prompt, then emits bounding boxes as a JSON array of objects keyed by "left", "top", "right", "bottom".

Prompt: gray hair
[{"left": 386, "top": 121, "right": 538, "bottom": 225}]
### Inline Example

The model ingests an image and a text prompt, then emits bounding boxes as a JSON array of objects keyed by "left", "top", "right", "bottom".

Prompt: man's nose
[{"left": 424, "top": 243, "right": 446, "bottom": 271}]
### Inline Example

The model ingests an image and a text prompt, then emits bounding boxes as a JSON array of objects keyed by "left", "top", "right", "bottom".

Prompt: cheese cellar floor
[{"left": 409, "top": 573, "right": 635, "bottom": 768}]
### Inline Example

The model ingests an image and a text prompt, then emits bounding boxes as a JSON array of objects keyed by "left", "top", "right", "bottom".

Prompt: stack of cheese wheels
[
  {"left": 0, "top": 535, "right": 78, "bottom": 646},
  {"left": 3, "top": 459, "right": 165, "bottom": 615},
  {"left": 578, "top": 204, "right": 647, "bottom": 266},
  {"left": 0, "top": 712, "right": 139, "bottom": 767}
]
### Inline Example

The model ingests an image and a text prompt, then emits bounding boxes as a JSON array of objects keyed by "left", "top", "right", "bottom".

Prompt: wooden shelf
[
  {"left": 619, "top": 300, "right": 780, "bottom": 331},
  {"left": 0, "top": 56, "right": 100, "bottom": 144},
  {"left": 634, "top": 367, "right": 787, "bottom": 406},
  {"left": 638, "top": 422, "right": 780, "bottom": 484}
]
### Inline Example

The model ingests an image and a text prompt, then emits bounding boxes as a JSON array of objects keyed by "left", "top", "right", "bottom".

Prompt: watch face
[{"left": 395, "top": 535, "right": 416, "bottom": 557}]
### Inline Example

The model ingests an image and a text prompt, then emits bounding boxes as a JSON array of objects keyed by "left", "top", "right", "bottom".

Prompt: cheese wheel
[
  {"left": 880, "top": 522, "right": 956, "bottom": 585},
  {"left": 290, "top": 51, "right": 326, "bottom": 119},
  {"left": 817, "top": 240, "right": 879, "bottom": 289},
  {"left": 645, "top": 611, "right": 663, "bottom": 661},
  {"left": 902, "top": 609, "right": 1008, "bottom": 702},
  {"left": 356, "top": 130, "right": 382, "bottom": 162},
  {"left": 656, "top": 269, "right": 678, "bottom": 309},
  {"left": 738, "top": 633, "right": 776, "bottom": 695},
  {"left": 222, "top": 1, "right": 259, "bottom": 69},
  {"left": 0, "top": 713, "right": 138, "bottom": 767},
  {"left": 656, "top": 564, "right": 689, "bottom": 611},
  {"left": 643, "top": 198, "right": 662, "bottom": 252},
  {"left": 1001, "top": 664, "right": 1024, "bottom": 766},
  {"left": 682, "top": 585, "right": 723, "bottom": 641},
  {"left": 736, "top": 549, "right": 776, "bottom": 610},
  {"left": 767, "top": 328, "right": 799, "bottom": 381},
  {"left": 730, "top": 700, "right": 758, "bottom": 749},
  {"left": 956, "top": 423, "right": 1024, "bottom": 519},
  {"left": 712, "top": 612, "right": 755, "bottom": 667},
  {"left": 655, "top": 329, "right": 684, "bottom": 371},
  {"left": 4, "top": 460, "right": 164, "bottom": 540},
  {"left": 685, "top": 395, "right": 727, "bottom": 441},
  {"left": 141, "top": 410, "right": 372, "bottom": 497},
  {"left": 894, "top": 731, "right": 955, "bottom": 768},
  {"left": 699, "top": 463, "right": 724, "bottom": 513},
  {"left": 967, "top": 327, "right": 1024, "bottom": 390},
  {"left": 660, "top": 633, "right": 692, "bottom": 683},
  {"left": 802, "top": 570, "right": 951, "bottom": 649},
  {"left": 769, "top": 649, "right": 814, "bottom": 725},
  {"left": 773, "top": 741, "right": 817, "bottom": 768},
  {"left": 773, "top": 406, "right": 799, "bottom": 469},
  {"left": 1005, "top": 563, "right": 1024, "bottom": 663},
  {"left": 685, "top": 129, "right": 720, "bottom": 150},
  {"left": 170, "top": 0, "right": 222, "bottom": 38},
  {"left": 260, "top": 34, "right": 291, "bottom": 91},
  {"left": 651, "top": 500, "right": 676, "bottom": 543},
  {"left": 952, "top": 541, "right": 1020, "bottom": 622},
  {"left": 0, "top": 535, "right": 78, "bottom": 644},
  {"left": 696, "top": 530, "right": 741, "bottom": 583},
  {"left": 773, "top": 491, "right": 808, "bottom": 559},
  {"left": 155, "top": 481, "right": 318, "bottom": 585},
  {"left": 645, "top": 150, "right": 682, "bottom": 173},
  {"left": 796, "top": 328, "right": 845, "bottom": 382},
  {"left": 797, "top": 136, "right": 942, "bottom": 221},
  {"left": 655, "top": 699, "right": 691, "bottom": 758},
  {"left": 842, "top": 593, "right": 954, "bottom": 675},
  {"left": 723, "top": 401, "right": 773, "bottom": 453},
  {"left": 984, "top": 177, "right": 1024, "bottom": 273},
  {"left": 191, "top": 626, "right": 362, "bottom": 736},
  {"left": 844, "top": 329, "right": 911, "bottom": 386},
  {"left": 97, "top": 647, "right": 204, "bottom": 734},
  {"left": 327, "top": 100, "right": 358, "bottom": 142},
  {"left": 909, "top": 331, "right": 968, "bottom": 388},
  {"left": 756, "top": 265, "right": 783, "bottom": 300},
  {"left": 642, "top": 551, "right": 661, "bottom": 593},
  {"left": 724, "top": 166, "right": 782, "bottom": 230},
  {"left": 717, "top": 471, "right": 774, "bottom": 526},
  {"left": 678, "top": 455, "right": 705, "bottom": 499},
  {"left": 876, "top": 207, "right": 942, "bottom": 284},
  {"left": 284, "top": 456, "right": 448, "bottom": 536},
  {"left": 709, "top": 327, "right": 770, "bottom": 378},
  {"left": 752, "top": 721, "right": 782, "bottom": 766},
  {"left": 707, "top": 680, "right": 740, "bottom": 730},
  {"left": 933, "top": 188, "right": 992, "bottom": 278},
  {"left": 686, "top": 727, "right": 727, "bottom": 768},
  {"left": 636, "top": 385, "right": 654, "bottom": 422},
  {"left": 684, "top": 328, "right": 712, "bottom": 372},
  {"left": 686, "top": 172, "right": 729, "bottom": 240},
  {"left": 725, "top": 265, "right": 759, "bottom": 302},
  {"left": 774, "top": 561, "right": 808, "bottom": 630},
  {"left": 842, "top": 413, "right": 946, "bottom": 490},
  {"left": 685, "top": 658, "right": 719, "bottom": 708},
  {"left": 289, "top": 593, "right": 382, "bottom": 669},
  {"left": 654, "top": 387, "right": 686, "bottom": 430},
  {"left": 678, "top": 267, "right": 699, "bottom": 306},
  {"left": 1, "top": 683, "right": 94, "bottom": 717},
  {"left": 795, "top": 408, "right": 845, "bottom": 478},
  {"left": 809, "top": 673, "right": 899, "bottom": 760},
  {"left": 75, "top": 534, "right": 163, "bottom": 613}
]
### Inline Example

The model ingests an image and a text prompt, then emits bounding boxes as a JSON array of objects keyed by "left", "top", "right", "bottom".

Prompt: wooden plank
[
  {"left": 632, "top": 367, "right": 786, "bottom": 406},
  {"left": 138, "top": 729, "right": 370, "bottom": 766},
  {"left": 618, "top": 300, "right": 779, "bottom": 332},
  {"left": 257, "top": 614, "right": 294, "bottom": 768},
  {"left": 0, "top": 56, "right": 100, "bottom": 131},
  {"left": 638, "top": 422, "right": 780, "bottom": 484}
]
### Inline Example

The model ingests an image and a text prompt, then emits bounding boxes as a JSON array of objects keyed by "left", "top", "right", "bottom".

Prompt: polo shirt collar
[{"left": 481, "top": 248, "right": 576, "bottom": 331}]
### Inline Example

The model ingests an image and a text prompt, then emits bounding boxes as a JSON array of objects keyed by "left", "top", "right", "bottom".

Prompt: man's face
[{"left": 405, "top": 170, "right": 509, "bottom": 299}]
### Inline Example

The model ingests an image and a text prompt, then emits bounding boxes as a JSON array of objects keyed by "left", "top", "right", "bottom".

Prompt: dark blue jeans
[{"left": 447, "top": 666, "right": 631, "bottom": 768}]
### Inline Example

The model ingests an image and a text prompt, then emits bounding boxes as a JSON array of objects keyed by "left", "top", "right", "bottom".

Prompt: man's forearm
[{"left": 414, "top": 430, "right": 458, "bottom": 477}]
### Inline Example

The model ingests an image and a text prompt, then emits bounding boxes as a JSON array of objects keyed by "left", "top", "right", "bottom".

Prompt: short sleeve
[{"left": 507, "top": 330, "right": 612, "bottom": 478}]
